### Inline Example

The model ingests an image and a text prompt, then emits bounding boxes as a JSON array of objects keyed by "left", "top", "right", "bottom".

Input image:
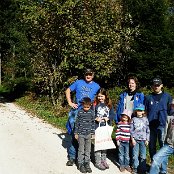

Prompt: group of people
[{"left": 65, "top": 68, "right": 174, "bottom": 174}]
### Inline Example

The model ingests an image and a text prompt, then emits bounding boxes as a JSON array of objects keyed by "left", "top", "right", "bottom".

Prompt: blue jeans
[
  {"left": 132, "top": 140, "right": 146, "bottom": 172},
  {"left": 118, "top": 142, "right": 130, "bottom": 167},
  {"left": 67, "top": 109, "right": 78, "bottom": 160},
  {"left": 149, "top": 127, "right": 167, "bottom": 173},
  {"left": 149, "top": 144, "right": 174, "bottom": 174}
]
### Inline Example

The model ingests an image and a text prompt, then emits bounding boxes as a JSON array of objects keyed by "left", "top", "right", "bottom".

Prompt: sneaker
[
  {"left": 95, "top": 163, "right": 106, "bottom": 170},
  {"left": 132, "top": 169, "right": 138, "bottom": 174},
  {"left": 101, "top": 161, "right": 109, "bottom": 169},
  {"left": 66, "top": 159, "right": 75, "bottom": 166},
  {"left": 79, "top": 164, "right": 87, "bottom": 173},
  {"left": 85, "top": 163, "right": 92, "bottom": 173},
  {"left": 125, "top": 166, "right": 132, "bottom": 173},
  {"left": 120, "top": 166, "right": 125, "bottom": 172}
]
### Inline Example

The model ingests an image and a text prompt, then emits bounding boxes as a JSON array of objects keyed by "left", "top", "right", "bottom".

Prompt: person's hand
[
  {"left": 69, "top": 102, "right": 78, "bottom": 109},
  {"left": 75, "top": 134, "right": 78, "bottom": 140},
  {"left": 91, "top": 134, "right": 95, "bottom": 139},
  {"left": 95, "top": 117, "right": 102, "bottom": 122},
  {"left": 103, "top": 117, "right": 109, "bottom": 122},
  {"left": 117, "top": 140, "right": 120, "bottom": 146},
  {"left": 145, "top": 140, "right": 149, "bottom": 146},
  {"left": 132, "top": 138, "right": 136, "bottom": 146}
]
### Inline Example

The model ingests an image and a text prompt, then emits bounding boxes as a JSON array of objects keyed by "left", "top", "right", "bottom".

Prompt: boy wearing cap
[
  {"left": 116, "top": 109, "right": 132, "bottom": 173},
  {"left": 145, "top": 77, "right": 172, "bottom": 174},
  {"left": 130, "top": 104, "right": 150, "bottom": 174},
  {"left": 149, "top": 99, "right": 174, "bottom": 174},
  {"left": 65, "top": 68, "right": 100, "bottom": 166}
]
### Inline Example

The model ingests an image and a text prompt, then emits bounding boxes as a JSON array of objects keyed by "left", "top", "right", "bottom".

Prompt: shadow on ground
[{"left": 55, "top": 132, "right": 120, "bottom": 168}]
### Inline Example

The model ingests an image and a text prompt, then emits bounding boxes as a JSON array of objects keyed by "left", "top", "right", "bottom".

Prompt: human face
[
  {"left": 136, "top": 110, "right": 144, "bottom": 118},
  {"left": 121, "top": 115, "right": 129, "bottom": 122},
  {"left": 128, "top": 79, "right": 136, "bottom": 92},
  {"left": 85, "top": 73, "right": 94, "bottom": 82},
  {"left": 83, "top": 104, "right": 91, "bottom": 112},
  {"left": 152, "top": 84, "right": 163, "bottom": 94},
  {"left": 97, "top": 93, "right": 106, "bottom": 103}
]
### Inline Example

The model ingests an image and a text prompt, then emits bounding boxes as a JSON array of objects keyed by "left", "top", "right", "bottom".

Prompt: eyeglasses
[{"left": 85, "top": 73, "right": 93, "bottom": 76}]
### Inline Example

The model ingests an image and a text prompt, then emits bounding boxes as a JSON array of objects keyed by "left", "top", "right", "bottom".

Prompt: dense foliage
[{"left": 0, "top": 0, "right": 174, "bottom": 105}]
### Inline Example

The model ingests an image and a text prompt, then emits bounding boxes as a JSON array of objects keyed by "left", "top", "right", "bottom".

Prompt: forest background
[{"left": 0, "top": 0, "right": 174, "bottom": 170}]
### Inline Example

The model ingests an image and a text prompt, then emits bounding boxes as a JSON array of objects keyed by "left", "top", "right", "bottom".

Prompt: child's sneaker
[
  {"left": 125, "top": 166, "right": 132, "bottom": 173},
  {"left": 79, "top": 164, "right": 87, "bottom": 173},
  {"left": 132, "top": 168, "right": 138, "bottom": 174},
  {"left": 84, "top": 163, "right": 92, "bottom": 173},
  {"left": 120, "top": 166, "right": 125, "bottom": 172},
  {"left": 101, "top": 161, "right": 109, "bottom": 169},
  {"left": 95, "top": 163, "right": 106, "bottom": 170},
  {"left": 66, "top": 159, "right": 75, "bottom": 166}
]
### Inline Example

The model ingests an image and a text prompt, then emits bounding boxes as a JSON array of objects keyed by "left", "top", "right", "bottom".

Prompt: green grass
[{"left": 15, "top": 94, "right": 68, "bottom": 132}]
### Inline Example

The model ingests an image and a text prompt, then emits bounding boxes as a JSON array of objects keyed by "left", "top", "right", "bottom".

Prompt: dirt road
[{"left": 0, "top": 99, "right": 129, "bottom": 174}]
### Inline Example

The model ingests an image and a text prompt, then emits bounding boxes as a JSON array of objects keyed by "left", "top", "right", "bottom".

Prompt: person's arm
[
  {"left": 130, "top": 119, "right": 136, "bottom": 146},
  {"left": 140, "top": 92, "right": 145, "bottom": 104},
  {"left": 109, "top": 106, "right": 115, "bottom": 123},
  {"left": 115, "top": 94, "right": 123, "bottom": 123},
  {"left": 65, "top": 87, "right": 78, "bottom": 109},
  {"left": 74, "top": 112, "right": 80, "bottom": 139},
  {"left": 91, "top": 111, "right": 95, "bottom": 138},
  {"left": 145, "top": 118, "right": 150, "bottom": 146}
]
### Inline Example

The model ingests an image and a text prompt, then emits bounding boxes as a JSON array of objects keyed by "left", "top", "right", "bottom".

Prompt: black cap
[
  {"left": 152, "top": 77, "right": 162, "bottom": 85},
  {"left": 84, "top": 68, "right": 94, "bottom": 74}
]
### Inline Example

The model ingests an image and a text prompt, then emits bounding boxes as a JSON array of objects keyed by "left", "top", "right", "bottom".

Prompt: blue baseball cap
[{"left": 134, "top": 104, "right": 145, "bottom": 111}]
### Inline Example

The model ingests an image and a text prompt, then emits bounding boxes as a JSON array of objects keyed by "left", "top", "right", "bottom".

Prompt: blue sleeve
[
  {"left": 167, "top": 93, "right": 172, "bottom": 114},
  {"left": 74, "top": 112, "right": 80, "bottom": 134},
  {"left": 69, "top": 80, "right": 78, "bottom": 92},
  {"left": 109, "top": 106, "right": 115, "bottom": 123},
  {"left": 115, "top": 93, "right": 124, "bottom": 123},
  {"left": 140, "top": 92, "right": 145, "bottom": 104}
]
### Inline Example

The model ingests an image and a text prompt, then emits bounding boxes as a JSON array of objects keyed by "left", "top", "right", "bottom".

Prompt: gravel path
[{"left": 0, "top": 99, "right": 130, "bottom": 174}]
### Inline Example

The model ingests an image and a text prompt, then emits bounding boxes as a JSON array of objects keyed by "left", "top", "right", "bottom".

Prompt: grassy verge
[{"left": 15, "top": 94, "right": 68, "bottom": 132}]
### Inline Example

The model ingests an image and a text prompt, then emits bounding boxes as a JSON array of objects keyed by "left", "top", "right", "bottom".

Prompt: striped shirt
[
  {"left": 116, "top": 121, "right": 130, "bottom": 142},
  {"left": 74, "top": 109, "right": 95, "bottom": 135}
]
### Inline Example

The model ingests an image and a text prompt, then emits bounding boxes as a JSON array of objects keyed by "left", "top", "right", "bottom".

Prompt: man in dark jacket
[
  {"left": 149, "top": 99, "right": 174, "bottom": 174},
  {"left": 145, "top": 77, "right": 172, "bottom": 174}
]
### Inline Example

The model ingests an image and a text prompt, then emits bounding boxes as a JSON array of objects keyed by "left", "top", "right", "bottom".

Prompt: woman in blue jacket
[{"left": 115, "top": 76, "right": 144, "bottom": 123}]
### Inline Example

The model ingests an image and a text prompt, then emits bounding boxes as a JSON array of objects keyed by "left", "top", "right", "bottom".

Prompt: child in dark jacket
[{"left": 74, "top": 97, "right": 95, "bottom": 173}]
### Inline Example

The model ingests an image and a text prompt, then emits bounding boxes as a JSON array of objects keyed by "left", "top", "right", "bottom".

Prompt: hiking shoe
[
  {"left": 66, "top": 159, "right": 75, "bottom": 166},
  {"left": 84, "top": 163, "right": 92, "bottom": 173},
  {"left": 95, "top": 163, "right": 106, "bottom": 170},
  {"left": 132, "top": 169, "right": 138, "bottom": 174},
  {"left": 120, "top": 166, "right": 125, "bottom": 172},
  {"left": 79, "top": 165, "right": 87, "bottom": 173},
  {"left": 101, "top": 161, "right": 109, "bottom": 169},
  {"left": 125, "top": 166, "right": 132, "bottom": 173}
]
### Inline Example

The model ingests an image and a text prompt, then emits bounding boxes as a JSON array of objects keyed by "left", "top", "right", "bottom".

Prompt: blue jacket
[
  {"left": 145, "top": 92, "right": 172, "bottom": 128},
  {"left": 115, "top": 91, "right": 144, "bottom": 123}
]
